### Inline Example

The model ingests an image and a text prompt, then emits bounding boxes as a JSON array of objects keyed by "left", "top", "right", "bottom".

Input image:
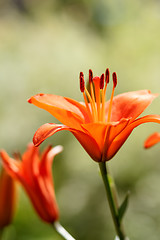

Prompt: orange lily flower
[
  {"left": 0, "top": 166, "right": 16, "bottom": 229},
  {"left": 28, "top": 69, "right": 160, "bottom": 162},
  {"left": 0, "top": 144, "right": 63, "bottom": 224},
  {"left": 144, "top": 132, "right": 160, "bottom": 148}
]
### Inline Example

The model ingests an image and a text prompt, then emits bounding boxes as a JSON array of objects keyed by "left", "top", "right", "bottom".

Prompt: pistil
[
  {"left": 101, "top": 69, "right": 110, "bottom": 122},
  {"left": 93, "top": 76, "right": 101, "bottom": 121},
  {"left": 89, "top": 69, "right": 97, "bottom": 120}
]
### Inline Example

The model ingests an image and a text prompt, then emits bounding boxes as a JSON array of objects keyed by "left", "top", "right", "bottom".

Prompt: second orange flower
[{"left": 0, "top": 144, "right": 62, "bottom": 224}]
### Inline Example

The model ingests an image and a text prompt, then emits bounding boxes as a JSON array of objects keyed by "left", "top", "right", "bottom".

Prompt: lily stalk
[
  {"left": 99, "top": 162, "right": 126, "bottom": 240},
  {"left": 53, "top": 222, "right": 76, "bottom": 240},
  {"left": 0, "top": 229, "right": 3, "bottom": 240}
]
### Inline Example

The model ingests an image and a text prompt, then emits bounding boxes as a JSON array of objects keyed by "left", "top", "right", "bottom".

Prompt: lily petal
[
  {"left": 81, "top": 123, "right": 108, "bottom": 152},
  {"left": 21, "top": 144, "right": 39, "bottom": 184},
  {"left": 107, "top": 115, "right": 160, "bottom": 160},
  {"left": 72, "top": 130, "right": 102, "bottom": 162},
  {"left": 33, "top": 123, "right": 101, "bottom": 162},
  {"left": 105, "top": 90, "right": 158, "bottom": 122},
  {"left": 0, "top": 168, "right": 16, "bottom": 228},
  {"left": 82, "top": 119, "right": 130, "bottom": 154},
  {"left": 40, "top": 145, "right": 63, "bottom": 180},
  {"left": 102, "top": 118, "right": 131, "bottom": 161},
  {"left": 107, "top": 118, "right": 131, "bottom": 144},
  {"left": 0, "top": 151, "right": 21, "bottom": 180},
  {"left": 144, "top": 132, "right": 160, "bottom": 148},
  {"left": 28, "top": 94, "right": 90, "bottom": 129},
  {"left": 33, "top": 123, "right": 72, "bottom": 147}
]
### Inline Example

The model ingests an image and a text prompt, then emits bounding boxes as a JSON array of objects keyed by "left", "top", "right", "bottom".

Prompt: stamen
[
  {"left": 80, "top": 71, "right": 84, "bottom": 78},
  {"left": 107, "top": 72, "right": 117, "bottom": 122},
  {"left": 80, "top": 72, "right": 85, "bottom": 92},
  {"left": 89, "top": 70, "right": 97, "bottom": 118},
  {"left": 112, "top": 72, "right": 117, "bottom": 88},
  {"left": 85, "top": 87, "right": 98, "bottom": 122},
  {"left": 101, "top": 89, "right": 106, "bottom": 122},
  {"left": 100, "top": 74, "right": 104, "bottom": 89},
  {"left": 105, "top": 68, "right": 110, "bottom": 83},
  {"left": 79, "top": 71, "right": 93, "bottom": 121},
  {"left": 89, "top": 69, "right": 93, "bottom": 83},
  {"left": 13, "top": 152, "right": 21, "bottom": 161},
  {"left": 83, "top": 92, "right": 93, "bottom": 121},
  {"left": 104, "top": 68, "right": 110, "bottom": 95}
]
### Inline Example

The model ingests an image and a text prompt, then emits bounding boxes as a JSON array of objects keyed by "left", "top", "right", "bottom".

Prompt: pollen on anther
[
  {"left": 89, "top": 69, "right": 93, "bottom": 83},
  {"left": 80, "top": 72, "right": 85, "bottom": 92},
  {"left": 100, "top": 73, "right": 104, "bottom": 89},
  {"left": 112, "top": 72, "right": 117, "bottom": 88},
  {"left": 105, "top": 68, "right": 110, "bottom": 83}
]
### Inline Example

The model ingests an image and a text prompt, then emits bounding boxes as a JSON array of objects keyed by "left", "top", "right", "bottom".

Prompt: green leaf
[{"left": 118, "top": 191, "right": 130, "bottom": 222}]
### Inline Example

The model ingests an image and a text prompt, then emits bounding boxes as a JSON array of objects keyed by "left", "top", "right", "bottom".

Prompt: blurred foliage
[{"left": 1, "top": 0, "right": 160, "bottom": 239}]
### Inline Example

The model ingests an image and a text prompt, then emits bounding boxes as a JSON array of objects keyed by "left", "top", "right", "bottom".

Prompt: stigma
[{"left": 79, "top": 68, "right": 117, "bottom": 123}]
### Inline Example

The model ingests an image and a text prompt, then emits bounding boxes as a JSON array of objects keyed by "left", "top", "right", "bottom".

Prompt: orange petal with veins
[
  {"left": 107, "top": 115, "right": 160, "bottom": 160},
  {"left": 105, "top": 90, "right": 158, "bottom": 122},
  {"left": 28, "top": 94, "right": 90, "bottom": 129}
]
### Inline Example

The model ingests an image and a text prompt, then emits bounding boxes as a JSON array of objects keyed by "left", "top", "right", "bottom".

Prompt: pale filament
[
  {"left": 84, "top": 87, "right": 98, "bottom": 122},
  {"left": 107, "top": 86, "right": 115, "bottom": 122}
]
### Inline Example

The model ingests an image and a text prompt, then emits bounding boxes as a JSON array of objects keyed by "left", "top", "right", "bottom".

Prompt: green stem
[
  {"left": 53, "top": 221, "right": 76, "bottom": 240},
  {"left": 99, "top": 162, "right": 126, "bottom": 240},
  {"left": 0, "top": 229, "right": 4, "bottom": 240}
]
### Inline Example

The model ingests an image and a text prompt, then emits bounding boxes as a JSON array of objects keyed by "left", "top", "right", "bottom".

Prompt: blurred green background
[{"left": 1, "top": 0, "right": 160, "bottom": 239}]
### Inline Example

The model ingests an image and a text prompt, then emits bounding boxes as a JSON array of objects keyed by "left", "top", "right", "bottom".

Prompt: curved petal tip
[
  {"left": 48, "top": 145, "right": 63, "bottom": 158},
  {"left": 144, "top": 132, "right": 160, "bottom": 149}
]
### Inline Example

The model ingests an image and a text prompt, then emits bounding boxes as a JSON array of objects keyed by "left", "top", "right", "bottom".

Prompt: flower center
[{"left": 79, "top": 68, "right": 117, "bottom": 123}]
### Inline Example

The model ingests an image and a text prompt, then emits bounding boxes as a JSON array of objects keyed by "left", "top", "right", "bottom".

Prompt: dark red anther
[
  {"left": 89, "top": 69, "right": 93, "bottom": 83},
  {"left": 105, "top": 68, "right": 110, "bottom": 83},
  {"left": 112, "top": 72, "right": 117, "bottom": 88},
  {"left": 80, "top": 71, "right": 84, "bottom": 78},
  {"left": 80, "top": 72, "right": 85, "bottom": 92},
  {"left": 100, "top": 73, "right": 104, "bottom": 89}
]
